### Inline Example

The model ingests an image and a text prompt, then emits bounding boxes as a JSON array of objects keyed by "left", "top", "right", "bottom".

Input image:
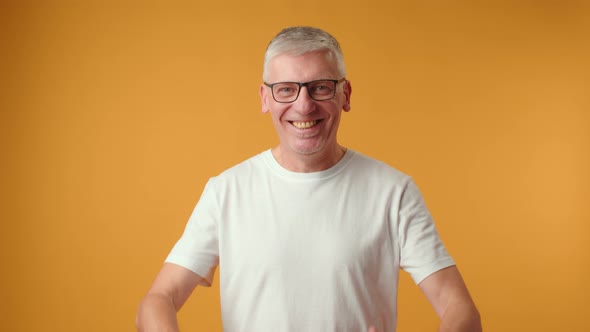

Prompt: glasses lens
[
  {"left": 272, "top": 83, "right": 299, "bottom": 102},
  {"left": 308, "top": 80, "right": 336, "bottom": 101}
]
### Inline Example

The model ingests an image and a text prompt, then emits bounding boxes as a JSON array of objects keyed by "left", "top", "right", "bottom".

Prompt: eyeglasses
[{"left": 264, "top": 78, "right": 346, "bottom": 103}]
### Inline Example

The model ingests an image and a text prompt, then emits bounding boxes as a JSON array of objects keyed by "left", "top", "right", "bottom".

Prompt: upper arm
[
  {"left": 418, "top": 265, "right": 476, "bottom": 319},
  {"left": 147, "top": 262, "right": 204, "bottom": 311}
]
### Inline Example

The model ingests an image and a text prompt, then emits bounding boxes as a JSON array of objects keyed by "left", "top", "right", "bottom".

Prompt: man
[{"left": 137, "top": 26, "right": 481, "bottom": 331}]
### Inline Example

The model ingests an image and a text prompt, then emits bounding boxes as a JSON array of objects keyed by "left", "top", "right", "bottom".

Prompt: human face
[{"left": 260, "top": 50, "right": 351, "bottom": 159}]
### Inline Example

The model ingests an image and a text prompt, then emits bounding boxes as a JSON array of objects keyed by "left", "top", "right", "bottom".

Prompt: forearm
[
  {"left": 136, "top": 293, "right": 180, "bottom": 332},
  {"left": 437, "top": 300, "right": 481, "bottom": 332}
]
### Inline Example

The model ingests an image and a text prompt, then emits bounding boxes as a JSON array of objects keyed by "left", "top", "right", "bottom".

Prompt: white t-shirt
[{"left": 166, "top": 149, "right": 455, "bottom": 332}]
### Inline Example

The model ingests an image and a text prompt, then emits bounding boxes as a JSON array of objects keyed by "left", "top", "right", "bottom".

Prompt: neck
[{"left": 271, "top": 145, "right": 347, "bottom": 173}]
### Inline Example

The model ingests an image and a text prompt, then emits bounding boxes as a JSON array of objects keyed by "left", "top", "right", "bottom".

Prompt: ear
[
  {"left": 342, "top": 80, "right": 352, "bottom": 112},
  {"left": 260, "top": 84, "right": 270, "bottom": 114}
]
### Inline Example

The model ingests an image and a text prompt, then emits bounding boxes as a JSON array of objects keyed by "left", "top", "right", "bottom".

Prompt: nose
[{"left": 293, "top": 86, "right": 316, "bottom": 114}]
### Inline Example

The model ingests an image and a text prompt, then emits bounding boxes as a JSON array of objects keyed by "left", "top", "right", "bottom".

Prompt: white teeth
[{"left": 292, "top": 120, "right": 317, "bottom": 129}]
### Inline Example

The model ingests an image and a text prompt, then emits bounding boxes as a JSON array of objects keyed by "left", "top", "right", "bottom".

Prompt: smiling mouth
[{"left": 291, "top": 120, "right": 320, "bottom": 129}]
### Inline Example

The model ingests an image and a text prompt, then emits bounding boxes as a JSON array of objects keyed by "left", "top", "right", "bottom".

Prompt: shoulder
[
  {"left": 205, "top": 150, "right": 270, "bottom": 190},
  {"left": 346, "top": 150, "right": 412, "bottom": 186},
  {"left": 215, "top": 150, "right": 267, "bottom": 177}
]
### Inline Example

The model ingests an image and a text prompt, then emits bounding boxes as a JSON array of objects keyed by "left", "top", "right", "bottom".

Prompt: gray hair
[{"left": 262, "top": 26, "right": 346, "bottom": 81}]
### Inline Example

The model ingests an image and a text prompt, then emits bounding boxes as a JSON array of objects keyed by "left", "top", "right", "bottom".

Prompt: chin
[{"left": 284, "top": 136, "right": 332, "bottom": 156}]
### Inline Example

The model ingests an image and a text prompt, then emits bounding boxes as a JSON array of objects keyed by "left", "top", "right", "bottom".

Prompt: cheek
[{"left": 269, "top": 107, "right": 287, "bottom": 124}]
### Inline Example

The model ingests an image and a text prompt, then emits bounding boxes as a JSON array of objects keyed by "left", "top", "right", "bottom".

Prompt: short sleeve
[
  {"left": 165, "top": 178, "right": 220, "bottom": 286},
  {"left": 398, "top": 179, "right": 455, "bottom": 284}
]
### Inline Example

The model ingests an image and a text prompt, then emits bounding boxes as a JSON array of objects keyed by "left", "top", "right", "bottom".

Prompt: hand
[{"left": 368, "top": 326, "right": 376, "bottom": 332}]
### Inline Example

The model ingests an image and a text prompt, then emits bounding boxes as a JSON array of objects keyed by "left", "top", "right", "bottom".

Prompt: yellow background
[{"left": 2, "top": 1, "right": 589, "bottom": 331}]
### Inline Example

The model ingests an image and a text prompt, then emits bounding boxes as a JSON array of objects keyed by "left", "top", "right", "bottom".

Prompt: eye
[
  {"left": 277, "top": 87, "right": 295, "bottom": 93},
  {"left": 310, "top": 82, "right": 334, "bottom": 95},
  {"left": 274, "top": 83, "right": 298, "bottom": 96}
]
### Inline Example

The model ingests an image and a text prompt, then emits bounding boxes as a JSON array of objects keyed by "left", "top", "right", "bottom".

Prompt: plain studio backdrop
[{"left": 1, "top": 1, "right": 589, "bottom": 331}]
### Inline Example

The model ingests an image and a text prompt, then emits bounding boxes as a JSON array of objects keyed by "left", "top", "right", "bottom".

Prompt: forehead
[{"left": 266, "top": 50, "right": 340, "bottom": 82}]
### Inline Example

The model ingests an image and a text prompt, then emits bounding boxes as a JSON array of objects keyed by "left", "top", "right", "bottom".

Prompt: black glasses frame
[{"left": 263, "top": 78, "right": 346, "bottom": 103}]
